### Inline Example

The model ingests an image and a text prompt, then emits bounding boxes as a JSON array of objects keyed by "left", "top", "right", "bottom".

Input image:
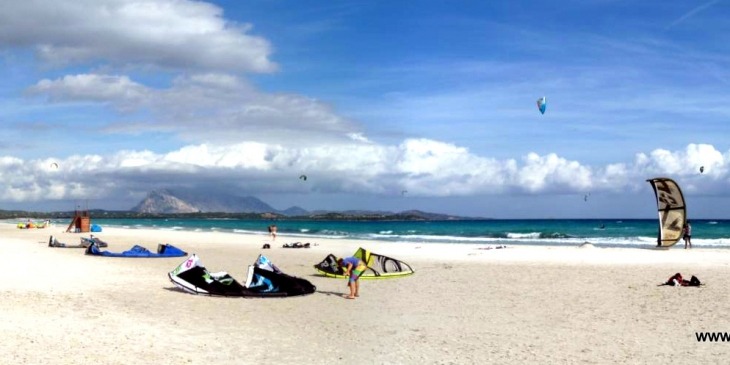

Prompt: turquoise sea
[{"left": 33, "top": 218, "right": 730, "bottom": 249}]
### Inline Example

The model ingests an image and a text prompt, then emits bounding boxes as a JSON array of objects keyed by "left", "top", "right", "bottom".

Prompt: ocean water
[{"left": 31, "top": 218, "right": 730, "bottom": 249}]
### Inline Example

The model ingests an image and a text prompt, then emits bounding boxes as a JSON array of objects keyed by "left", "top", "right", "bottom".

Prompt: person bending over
[{"left": 338, "top": 256, "right": 366, "bottom": 299}]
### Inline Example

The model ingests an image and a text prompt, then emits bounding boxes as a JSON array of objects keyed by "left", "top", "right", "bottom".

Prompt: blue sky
[{"left": 0, "top": 0, "right": 729, "bottom": 218}]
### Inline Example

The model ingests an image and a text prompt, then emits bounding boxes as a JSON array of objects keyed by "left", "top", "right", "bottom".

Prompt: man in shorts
[{"left": 683, "top": 221, "right": 692, "bottom": 249}]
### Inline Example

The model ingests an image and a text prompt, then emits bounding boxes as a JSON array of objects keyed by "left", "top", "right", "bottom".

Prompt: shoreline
[
  {"left": 2, "top": 223, "right": 730, "bottom": 363},
  {"left": 9, "top": 221, "right": 729, "bottom": 262},
  {"left": 10, "top": 219, "right": 728, "bottom": 250}
]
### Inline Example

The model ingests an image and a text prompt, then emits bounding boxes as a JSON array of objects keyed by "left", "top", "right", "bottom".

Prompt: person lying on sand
[
  {"left": 476, "top": 245, "right": 507, "bottom": 250},
  {"left": 282, "top": 242, "right": 310, "bottom": 248},
  {"left": 661, "top": 273, "right": 702, "bottom": 287}
]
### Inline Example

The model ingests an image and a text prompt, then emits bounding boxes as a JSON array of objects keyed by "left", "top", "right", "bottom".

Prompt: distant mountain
[
  {"left": 304, "top": 209, "right": 473, "bottom": 221},
  {"left": 132, "top": 190, "right": 199, "bottom": 214},
  {"left": 309, "top": 209, "right": 394, "bottom": 216},
  {"left": 130, "top": 189, "right": 483, "bottom": 220},
  {"left": 397, "top": 209, "right": 470, "bottom": 220},
  {"left": 280, "top": 206, "right": 309, "bottom": 216},
  {"left": 132, "top": 189, "right": 283, "bottom": 214}
]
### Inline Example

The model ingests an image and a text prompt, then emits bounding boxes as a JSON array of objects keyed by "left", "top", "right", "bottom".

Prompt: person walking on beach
[
  {"left": 268, "top": 224, "right": 277, "bottom": 241},
  {"left": 338, "top": 256, "right": 366, "bottom": 299},
  {"left": 683, "top": 221, "right": 692, "bottom": 249}
]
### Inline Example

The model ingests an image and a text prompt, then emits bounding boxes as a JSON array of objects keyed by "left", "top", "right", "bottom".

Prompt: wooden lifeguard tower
[{"left": 66, "top": 209, "right": 91, "bottom": 233}]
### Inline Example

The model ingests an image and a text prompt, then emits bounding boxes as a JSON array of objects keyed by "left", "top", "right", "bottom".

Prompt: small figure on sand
[
  {"left": 268, "top": 224, "right": 277, "bottom": 241},
  {"left": 338, "top": 256, "right": 366, "bottom": 299},
  {"left": 282, "top": 242, "right": 310, "bottom": 249},
  {"left": 661, "top": 273, "right": 701, "bottom": 287},
  {"left": 683, "top": 221, "right": 692, "bottom": 249}
]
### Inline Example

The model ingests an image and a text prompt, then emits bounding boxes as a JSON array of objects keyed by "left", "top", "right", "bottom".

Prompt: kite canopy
[
  {"left": 299, "top": 174, "right": 307, "bottom": 181},
  {"left": 700, "top": 166, "right": 705, "bottom": 174},
  {"left": 85, "top": 242, "right": 187, "bottom": 257},
  {"left": 314, "top": 247, "right": 414, "bottom": 279},
  {"left": 49, "top": 235, "right": 108, "bottom": 248},
  {"left": 536, "top": 96, "right": 547, "bottom": 114},
  {"left": 79, "top": 236, "right": 109, "bottom": 248},
  {"left": 647, "top": 177, "right": 687, "bottom": 248},
  {"left": 168, "top": 254, "right": 316, "bottom": 297}
]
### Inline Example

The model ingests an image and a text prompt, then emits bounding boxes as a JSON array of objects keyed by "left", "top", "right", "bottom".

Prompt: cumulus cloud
[
  {"left": 634, "top": 143, "right": 726, "bottom": 176},
  {"left": 0, "top": 0, "right": 275, "bottom": 73},
  {"left": 2, "top": 141, "right": 729, "bottom": 206}
]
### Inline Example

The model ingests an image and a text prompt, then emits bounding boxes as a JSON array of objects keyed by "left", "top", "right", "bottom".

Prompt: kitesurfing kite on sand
[
  {"left": 314, "top": 247, "right": 414, "bottom": 279},
  {"left": 647, "top": 177, "right": 687, "bottom": 248},
  {"left": 169, "top": 254, "right": 316, "bottom": 297}
]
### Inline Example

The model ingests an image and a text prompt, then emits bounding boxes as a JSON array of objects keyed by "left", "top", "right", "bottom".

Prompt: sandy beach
[{"left": 2, "top": 223, "right": 730, "bottom": 364}]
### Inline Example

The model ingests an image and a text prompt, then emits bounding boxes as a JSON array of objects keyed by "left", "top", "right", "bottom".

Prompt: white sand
[{"left": 2, "top": 223, "right": 730, "bottom": 364}]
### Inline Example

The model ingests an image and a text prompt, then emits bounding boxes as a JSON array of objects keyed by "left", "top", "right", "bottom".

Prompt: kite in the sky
[
  {"left": 299, "top": 174, "right": 307, "bottom": 181},
  {"left": 401, "top": 190, "right": 408, "bottom": 196},
  {"left": 50, "top": 162, "right": 59, "bottom": 169},
  {"left": 536, "top": 96, "right": 546, "bottom": 115},
  {"left": 700, "top": 166, "right": 705, "bottom": 174}
]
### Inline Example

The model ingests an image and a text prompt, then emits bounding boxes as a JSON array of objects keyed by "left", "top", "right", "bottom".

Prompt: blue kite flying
[{"left": 537, "top": 96, "right": 547, "bottom": 114}]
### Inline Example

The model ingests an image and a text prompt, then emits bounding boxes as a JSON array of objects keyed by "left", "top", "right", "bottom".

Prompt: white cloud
[
  {"left": 0, "top": 0, "right": 275, "bottom": 73},
  {"left": 594, "top": 163, "right": 630, "bottom": 192},
  {"left": 634, "top": 143, "right": 727, "bottom": 177},
  {"left": 165, "top": 143, "right": 273, "bottom": 169},
  {"left": 27, "top": 72, "right": 362, "bottom": 145},
  {"left": 28, "top": 74, "right": 148, "bottom": 110},
  {"left": 517, "top": 153, "right": 592, "bottom": 193},
  {"left": 6, "top": 1, "right": 362, "bottom": 147},
  {"left": 4, "top": 141, "right": 729, "bottom": 205}
]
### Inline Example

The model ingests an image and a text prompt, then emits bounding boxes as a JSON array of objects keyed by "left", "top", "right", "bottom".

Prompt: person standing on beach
[
  {"left": 338, "top": 256, "right": 366, "bottom": 299},
  {"left": 683, "top": 221, "right": 692, "bottom": 249},
  {"left": 268, "top": 224, "right": 277, "bottom": 241}
]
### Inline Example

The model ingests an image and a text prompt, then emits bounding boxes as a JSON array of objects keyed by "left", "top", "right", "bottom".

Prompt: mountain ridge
[{"left": 129, "top": 189, "right": 481, "bottom": 220}]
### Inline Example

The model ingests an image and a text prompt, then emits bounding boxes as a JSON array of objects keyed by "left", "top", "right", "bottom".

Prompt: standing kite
[{"left": 537, "top": 96, "right": 547, "bottom": 114}]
